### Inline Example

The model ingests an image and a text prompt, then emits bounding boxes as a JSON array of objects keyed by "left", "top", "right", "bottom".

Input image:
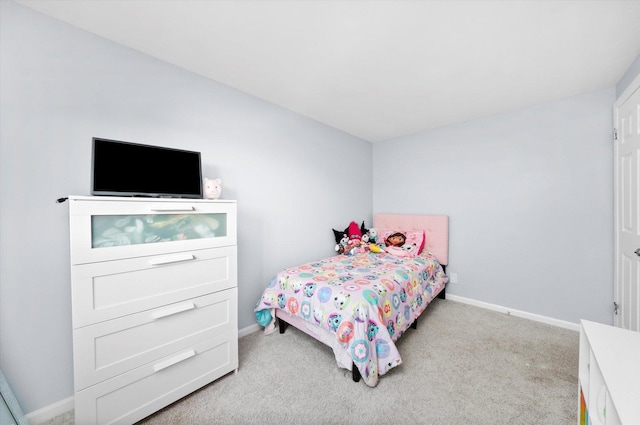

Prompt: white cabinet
[
  {"left": 578, "top": 320, "right": 640, "bottom": 425},
  {"left": 69, "top": 196, "right": 238, "bottom": 425}
]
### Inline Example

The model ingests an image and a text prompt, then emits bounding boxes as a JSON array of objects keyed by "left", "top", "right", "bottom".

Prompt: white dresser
[
  {"left": 68, "top": 196, "right": 238, "bottom": 425},
  {"left": 578, "top": 320, "right": 640, "bottom": 425}
]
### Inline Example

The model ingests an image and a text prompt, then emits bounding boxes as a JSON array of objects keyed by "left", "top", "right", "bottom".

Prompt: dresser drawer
[
  {"left": 73, "top": 288, "right": 237, "bottom": 390},
  {"left": 71, "top": 246, "right": 237, "bottom": 327},
  {"left": 69, "top": 197, "right": 237, "bottom": 264},
  {"left": 74, "top": 333, "right": 238, "bottom": 425}
]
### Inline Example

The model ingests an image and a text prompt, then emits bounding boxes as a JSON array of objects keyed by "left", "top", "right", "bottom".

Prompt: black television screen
[{"left": 91, "top": 138, "right": 203, "bottom": 198}]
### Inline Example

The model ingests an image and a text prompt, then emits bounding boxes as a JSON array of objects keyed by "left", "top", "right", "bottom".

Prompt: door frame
[{"left": 613, "top": 73, "right": 640, "bottom": 328}]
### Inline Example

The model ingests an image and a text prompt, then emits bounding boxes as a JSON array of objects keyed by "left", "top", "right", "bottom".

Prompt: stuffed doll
[
  {"left": 336, "top": 234, "right": 348, "bottom": 254},
  {"left": 369, "top": 244, "right": 384, "bottom": 253},
  {"left": 203, "top": 178, "right": 222, "bottom": 199},
  {"left": 347, "top": 221, "right": 362, "bottom": 243},
  {"left": 359, "top": 221, "right": 368, "bottom": 241},
  {"left": 332, "top": 227, "right": 349, "bottom": 254},
  {"left": 345, "top": 221, "right": 367, "bottom": 255},
  {"left": 333, "top": 221, "right": 375, "bottom": 255},
  {"left": 360, "top": 226, "right": 384, "bottom": 253},
  {"left": 366, "top": 227, "right": 379, "bottom": 244},
  {"left": 384, "top": 231, "right": 407, "bottom": 247},
  {"left": 333, "top": 228, "right": 347, "bottom": 243}
]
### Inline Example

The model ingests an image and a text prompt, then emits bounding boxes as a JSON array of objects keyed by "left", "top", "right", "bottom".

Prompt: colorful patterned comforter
[{"left": 254, "top": 250, "right": 448, "bottom": 387}]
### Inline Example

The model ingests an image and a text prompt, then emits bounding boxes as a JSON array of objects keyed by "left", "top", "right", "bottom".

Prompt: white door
[{"left": 614, "top": 75, "right": 640, "bottom": 331}]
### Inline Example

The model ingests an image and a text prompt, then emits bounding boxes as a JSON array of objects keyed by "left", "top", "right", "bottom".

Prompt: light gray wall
[
  {"left": 373, "top": 88, "right": 615, "bottom": 326},
  {"left": 0, "top": 1, "right": 372, "bottom": 413},
  {"left": 616, "top": 53, "right": 640, "bottom": 97}
]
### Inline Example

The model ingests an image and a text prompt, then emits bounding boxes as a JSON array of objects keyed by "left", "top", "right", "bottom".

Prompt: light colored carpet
[{"left": 42, "top": 299, "right": 579, "bottom": 425}]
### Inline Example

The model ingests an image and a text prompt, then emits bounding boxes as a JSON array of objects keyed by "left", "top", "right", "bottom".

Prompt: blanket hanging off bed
[{"left": 255, "top": 250, "right": 447, "bottom": 387}]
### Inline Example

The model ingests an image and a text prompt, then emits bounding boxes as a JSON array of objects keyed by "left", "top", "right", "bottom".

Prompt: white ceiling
[{"left": 16, "top": 0, "right": 640, "bottom": 142}]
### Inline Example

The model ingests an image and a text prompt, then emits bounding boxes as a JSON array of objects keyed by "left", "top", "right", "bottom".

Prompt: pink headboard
[{"left": 374, "top": 214, "right": 449, "bottom": 265}]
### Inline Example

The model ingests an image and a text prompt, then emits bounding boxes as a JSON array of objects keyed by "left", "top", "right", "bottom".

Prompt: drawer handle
[
  {"left": 153, "top": 349, "right": 196, "bottom": 372},
  {"left": 149, "top": 206, "right": 195, "bottom": 212},
  {"left": 149, "top": 254, "right": 195, "bottom": 266},
  {"left": 152, "top": 302, "right": 196, "bottom": 320}
]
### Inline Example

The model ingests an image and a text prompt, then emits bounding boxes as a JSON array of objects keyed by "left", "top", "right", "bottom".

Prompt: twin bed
[{"left": 254, "top": 214, "right": 449, "bottom": 387}]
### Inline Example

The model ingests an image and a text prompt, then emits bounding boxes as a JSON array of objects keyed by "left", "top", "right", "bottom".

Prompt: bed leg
[
  {"left": 411, "top": 318, "right": 418, "bottom": 330},
  {"left": 278, "top": 318, "right": 288, "bottom": 334},
  {"left": 352, "top": 363, "right": 361, "bottom": 383},
  {"left": 437, "top": 286, "right": 446, "bottom": 300}
]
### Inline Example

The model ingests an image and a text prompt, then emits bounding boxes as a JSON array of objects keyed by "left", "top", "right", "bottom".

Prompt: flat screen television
[{"left": 91, "top": 137, "right": 203, "bottom": 198}]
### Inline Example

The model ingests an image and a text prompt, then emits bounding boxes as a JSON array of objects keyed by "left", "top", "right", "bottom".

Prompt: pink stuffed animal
[{"left": 203, "top": 178, "right": 222, "bottom": 199}]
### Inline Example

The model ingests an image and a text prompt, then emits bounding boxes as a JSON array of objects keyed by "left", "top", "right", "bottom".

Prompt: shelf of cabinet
[{"left": 578, "top": 320, "right": 640, "bottom": 425}]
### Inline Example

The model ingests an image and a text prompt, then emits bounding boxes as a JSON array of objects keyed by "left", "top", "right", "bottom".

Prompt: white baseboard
[
  {"left": 240, "top": 299, "right": 581, "bottom": 335},
  {"left": 239, "top": 323, "right": 261, "bottom": 338},
  {"left": 445, "top": 294, "right": 580, "bottom": 332},
  {"left": 26, "top": 395, "right": 73, "bottom": 424},
  {"left": 26, "top": 297, "right": 577, "bottom": 422}
]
